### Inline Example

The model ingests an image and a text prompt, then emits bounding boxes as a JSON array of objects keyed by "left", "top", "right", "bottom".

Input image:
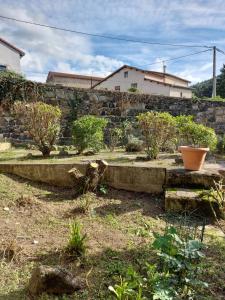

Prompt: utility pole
[
  {"left": 212, "top": 46, "right": 217, "bottom": 98},
  {"left": 162, "top": 61, "right": 166, "bottom": 73}
]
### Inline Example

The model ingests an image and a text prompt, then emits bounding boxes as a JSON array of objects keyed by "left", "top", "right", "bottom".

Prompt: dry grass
[{"left": 0, "top": 173, "right": 224, "bottom": 299}]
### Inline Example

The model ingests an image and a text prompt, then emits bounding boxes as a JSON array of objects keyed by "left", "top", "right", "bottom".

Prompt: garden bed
[{"left": 0, "top": 173, "right": 225, "bottom": 299}]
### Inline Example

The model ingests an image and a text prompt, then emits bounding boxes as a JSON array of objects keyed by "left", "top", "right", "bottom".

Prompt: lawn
[{"left": 0, "top": 173, "right": 225, "bottom": 299}]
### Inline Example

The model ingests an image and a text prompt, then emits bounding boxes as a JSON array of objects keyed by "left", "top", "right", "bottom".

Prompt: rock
[
  {"left": 28, "top": 265, "right": 84, "bottom": 297},
  {"left": 3, "top": 207, "right": 10, "bottom": 212},
  {"left": 26, "top": 153, "right": 33, "bottom": 159}
]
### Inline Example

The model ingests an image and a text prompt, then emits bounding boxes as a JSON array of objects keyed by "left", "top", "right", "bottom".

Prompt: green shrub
[
  {"left": 125, "top": 135, "right": 143, "bottom": 152},
  {"left": 127, "top": 87, "right": 139, "bottom": 93},
  {"left": 109, "top": 226, "right": 207, "bottom": 299},
  {"left": 137, "top": 111, "right": 177, "bottom": 159},
  {"left": 108, "top": 127, "right": 123, "bottom": 152},
  {"left": 72, "top": 115, "right": 108, "bottom": 154},
  {"left": 13, "top": 101, "right": 61, "bottom": 157},
  {"left": 67, "top": 221, "right": 87, "bottom": 256},
  {"left": 176, "top": 115, "right": 217, "bottom": 150}
]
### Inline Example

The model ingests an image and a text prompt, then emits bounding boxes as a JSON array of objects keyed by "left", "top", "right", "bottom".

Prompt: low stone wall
[
  {"left": 1, "top": 81, "right": 225, "bottom": 143},
  {"left": 0, "top": 163, "right": 166, "bottom": 194},
  {"left": 0, "top": 142, "right": 11, "bottom": 151}
]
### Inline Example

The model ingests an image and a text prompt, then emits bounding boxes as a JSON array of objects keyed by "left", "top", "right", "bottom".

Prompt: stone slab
[{"left": 165, "top": 188, "right": 217, "bottom": 214}]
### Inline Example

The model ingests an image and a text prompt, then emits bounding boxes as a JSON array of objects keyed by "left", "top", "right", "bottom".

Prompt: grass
[{"left": 0, "top": 173, "right": 224, "bottom": 299}]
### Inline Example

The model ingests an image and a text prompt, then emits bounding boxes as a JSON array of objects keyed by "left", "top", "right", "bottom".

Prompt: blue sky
[{"left": 0, "top": 0, "right": 225, "bottom": 83}]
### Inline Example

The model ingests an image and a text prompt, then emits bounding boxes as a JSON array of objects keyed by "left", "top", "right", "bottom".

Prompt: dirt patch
[{"left": 0, "top": 173, "right": 224, "bottom": 299}]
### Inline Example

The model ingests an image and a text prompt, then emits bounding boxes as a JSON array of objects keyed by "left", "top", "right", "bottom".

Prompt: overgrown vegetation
[
  {"left": 13, "top": 101, "right": 62, "bottom": 156},
  {"left": 72, "top": 115, "right": 108, "bottom": 154}
]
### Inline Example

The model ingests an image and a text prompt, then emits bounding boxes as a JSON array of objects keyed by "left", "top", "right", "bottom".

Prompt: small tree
[
  {"left": 137, "top": 111, "right": 177, "bottom": 159},
  {"left": 108, "top": 127, "right": 123, "bottom": 151},
  {"left": 14, "top": 101, "right": 61, "bottom": 156},
  {"left": 72, "top": 115, "right": 108, "bottom": 154}
]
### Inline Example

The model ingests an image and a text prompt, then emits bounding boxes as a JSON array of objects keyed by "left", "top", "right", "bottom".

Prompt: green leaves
[
  {"left": 109, "top": 226, "right": 207, "bottom": 300},
  {"left": 72, "top": 115, "right": 108, "bottom": 154},
  {"left": 13, "top": 101, "right": 61, "bottom": 156},
  {"left": 67, "top": 221, "right": 87, "bottom": 256}
]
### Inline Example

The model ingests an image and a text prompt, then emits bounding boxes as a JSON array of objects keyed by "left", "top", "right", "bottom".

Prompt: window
[
  {"left": 124, "top": 71, "right": 128, "bottom": 78},
  {"left": 131, "top": 83, "right": 137, "bottom": 88},
  {"left": 0, "top": 65, "right": 7, "bottom": 71},
  {"left": 180, "top": 92, "right": 183, "bottom": 98},
  {"left": 115, "top": 86, "right": 120, "bottom": 91}
]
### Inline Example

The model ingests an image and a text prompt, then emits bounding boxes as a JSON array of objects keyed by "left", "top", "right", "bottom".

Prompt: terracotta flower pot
[{"left": 178, "top": 146, "right": 209, "bottom": 171}]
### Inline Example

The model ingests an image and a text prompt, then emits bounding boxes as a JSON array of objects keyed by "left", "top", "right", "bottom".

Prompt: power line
[
  {"left": 0, "top": 14, "right": 212, "bottom": 49},
  {"left": 137, "top": 49, "right": 212, "bottom": 68}
]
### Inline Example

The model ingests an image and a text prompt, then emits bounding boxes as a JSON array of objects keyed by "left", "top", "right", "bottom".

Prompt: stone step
[
  {"left": 166, "top": 168, "right": 223, "bottom": 189},
  {"left": 165, "top": 188, "right": 217, "bottom": 214}
]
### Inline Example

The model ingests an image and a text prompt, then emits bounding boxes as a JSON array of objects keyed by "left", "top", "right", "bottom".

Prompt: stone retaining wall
[
  {"left": 1, "top": 82, "right": 225, "bottom": 143},
  {"left": 0, "top": 163, "right": 166, "bottom": 193}
]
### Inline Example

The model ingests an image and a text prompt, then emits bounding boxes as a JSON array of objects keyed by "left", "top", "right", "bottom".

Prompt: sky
[{"left": 0, "top": 0, "right": 225, "bottom": 84}]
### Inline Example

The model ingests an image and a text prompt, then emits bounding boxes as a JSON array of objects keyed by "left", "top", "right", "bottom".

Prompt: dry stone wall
[{"left": 0, "top": 82, "right": 225, "bottom": 144}]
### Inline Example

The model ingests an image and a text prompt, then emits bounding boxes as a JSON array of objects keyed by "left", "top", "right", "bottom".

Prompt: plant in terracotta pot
[{"left": 176, "top": 115, "right": 217, "bottom": 171}]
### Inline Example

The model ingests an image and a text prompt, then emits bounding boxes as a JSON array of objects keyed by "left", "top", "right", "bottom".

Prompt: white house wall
[
  {"left": 95, "top": 67, "right": 192, "bottom": 98},
  {"left": 0, "top": 42, "right": 21, "bottom": 73}
]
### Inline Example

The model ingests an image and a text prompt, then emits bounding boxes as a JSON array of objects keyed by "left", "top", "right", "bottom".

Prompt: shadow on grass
[
  {"left": 1, "top": 173, "right": 77, "bottom": 202},
  {"left": 95, "top": 188, "right": 164, "bottom": 217}
]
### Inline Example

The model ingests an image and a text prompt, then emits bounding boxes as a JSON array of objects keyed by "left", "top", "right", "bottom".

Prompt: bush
[
  {"left": 13, "top": 101, "right": 61, "bottom": 157},
  {"left": 137, "top": 111, "right": 177, "bottom": 159},
  {"left": 108, "top": 127, "right": 123, "bottom": 152},
  {"left": 67, "top": 221, "right": 87, "bottom": 256},
  {"left": 125, "top": 135, "right": 143, "bottom": 152},
  {"left": 72, "top": 115, "right": 108, "bottom": 154},
  {"left": 176, "top": 115, "right": 217, "bottom": 150}
]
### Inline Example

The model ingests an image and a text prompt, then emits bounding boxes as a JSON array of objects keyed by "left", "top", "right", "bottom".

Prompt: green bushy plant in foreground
[
  {"left": 137, "top": 111, "right": 177, "bottom": 159},
  {"left": 72, "top": 115, "right": 108, "bottom": 154},
  {"left": 109, "top": 226, "right": 207, "bottom": 299},
  {"left": 176, "top": 115, "right": 217, "bottom": 150},
  {"left": 67, "top": 221, "right": 87, "bottom": 256},
  {"left": 13, "top": 101, "right": 61, "bottom": 156}
]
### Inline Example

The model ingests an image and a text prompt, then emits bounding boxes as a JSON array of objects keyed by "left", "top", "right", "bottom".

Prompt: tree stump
[{"left": 68, "top": 160, "right": 108, "bottom": 194}]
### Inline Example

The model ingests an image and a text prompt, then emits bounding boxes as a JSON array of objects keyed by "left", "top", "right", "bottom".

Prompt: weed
[
  {"left": 67, "top": 221, "right": 87, "bottom": 256},
  {"left": 99, "top": 184, "right": 108, "bottom": 195}
]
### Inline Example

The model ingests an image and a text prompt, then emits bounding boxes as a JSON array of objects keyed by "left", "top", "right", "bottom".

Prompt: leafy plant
[
  {"left": 109, "top": 127, "right": 123, "bottom": 151},
  {"left": 99, "top": 184, "right": 108, "bottom": 195},
  {"left": 137, "top": 112, "right": 177, "bottom": 159},
  {"left": 72, "top": 115, "right": 108, "bottom": 154},
  {"left": 200, "top": 180, "right": 225, "bottom": 221},
  {"left": 176, "top": 115, "right": 217, "bottom": 150},
  {"left": 109, "top": 226, "right": 208, "bottom": 300},
  {"left": 67, "top": 221, "right": 87, "bottom": 256},
  {"left": 13, "top": 101, "right": 61, "bottom": 156}
]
